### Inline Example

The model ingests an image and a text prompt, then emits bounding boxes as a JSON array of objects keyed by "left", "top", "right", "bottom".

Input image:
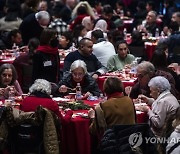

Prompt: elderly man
[
  {"left": 128, "top": 61, "right": 178, "bottom": 99},
  {"left": 19, "top": 11, "right": 50, "bottom": 45},
  {"left": 63, "top": 38, "right": 107, "bottom": 80},
  {"left": 138, "top": 11, "right": 160, "bottom": 36}
]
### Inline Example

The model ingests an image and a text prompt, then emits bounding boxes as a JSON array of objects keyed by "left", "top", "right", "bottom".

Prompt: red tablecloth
[
  {"left": 98, "top": 76, "right": 136, "bottom": 92},
  {"left": 61, "top": 100, "right": 98, "bottom": 154},
  {"left": 60, "top": 99, "right": 147, "bottom": 154},
  {"left": 0, "top": 57, "right": 15, "bottom": 65}
]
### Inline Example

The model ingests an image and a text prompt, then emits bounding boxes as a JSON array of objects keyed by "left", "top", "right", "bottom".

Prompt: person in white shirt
[{"left": 91, "top": 29, "right": 116, "bottom": 67}]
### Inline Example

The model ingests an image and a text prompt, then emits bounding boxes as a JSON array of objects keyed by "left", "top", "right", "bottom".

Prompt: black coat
[
  {"left": 32, "top": 51, "right": 60, "bottom": 83},
  {"left": 100, "top": 124, "right": 158, "bottom": 154},
  {"left": 19, "top": 13, "right": 43, "bottom": 45}
]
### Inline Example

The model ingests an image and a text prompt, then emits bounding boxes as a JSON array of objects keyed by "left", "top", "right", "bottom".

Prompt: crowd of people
[{"left": 0, "top": 0, "right": 180, "bottom": 153}]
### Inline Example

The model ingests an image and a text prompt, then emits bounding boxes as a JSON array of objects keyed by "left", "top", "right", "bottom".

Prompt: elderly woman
[
  {"left": 88, "top": 76, "right": 136, "bottom": 134},
  {"left": 20, "top": 79, "right": 60, "bottom": 116},
  {"left": 137, "top": 76, "right": 179, "bottom": 136},
  {"left": 107, "top": 40, "right": 135, "bottom": 71},
  {"left": 58, "top": 60, "right": 101, "bottom": 98},
  {"left": 0, "top": 63, "right": 22, "bottom": 99}
]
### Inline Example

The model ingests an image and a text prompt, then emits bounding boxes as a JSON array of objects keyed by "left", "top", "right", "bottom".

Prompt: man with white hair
[{"left": 19, "top": 11, "right": 50, "bottom": 45}]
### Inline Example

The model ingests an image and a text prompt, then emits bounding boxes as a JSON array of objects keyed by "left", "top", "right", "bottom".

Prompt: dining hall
[{"left": 0, "top": 0, "right": 180, "bottom": 154}]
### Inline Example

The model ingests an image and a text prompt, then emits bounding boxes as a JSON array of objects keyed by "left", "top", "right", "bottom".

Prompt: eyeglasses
[
  {"left": 137, "top": 72, "right": 148, "bottom": 79},
  {"left": 72, "top": 72, "right": 84, "bottom": 78}
]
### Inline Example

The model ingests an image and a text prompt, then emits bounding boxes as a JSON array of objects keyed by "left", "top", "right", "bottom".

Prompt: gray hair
[
  {"left": 35, "top": 11, "right": 50, "bottom": 21},
  {"left": 137, "top": 61, "right": 155, "bottom": 75},
  {"left": 149, "top": 10, "right": 157, "bottom": 17},
  {"left": 29, "top": 79, "right": 51, "bottom": 95},
  {"left": 70, "top": 60, "right": 87, "bottom": 74},
  {"left": 148, "top": 76, "right": 171, "bottom": 92}
]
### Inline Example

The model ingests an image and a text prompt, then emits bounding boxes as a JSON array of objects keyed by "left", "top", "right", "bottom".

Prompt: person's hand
[
  {"left": 0, "top": 88, "right": 5, "bottom": 95},
  {"left": 136, "top": 105, "right": 150, "bottom": 112},
  {"left": 92, "top": 74, "right": 99, "bottom": 80},
  {"left": 125, "top": 86, "right": 132, "bottom": 96},
  {"left": 168, "top": 63, "right": 178, "bottom": 73},
  {"left": 138, "top": 94, "right": 149, "bottom": 103},
  {"left": 84, "top": 92, "right": 92, "bottom": 98},
  {"left": 59, "top": 85, "right": 68, "bottom": 93},
  {"left": 5, "top": 86, "right": 16, "bottom": 96},
  {"left": 88, "top": 108, "right": 95, "bottom": 119},
  {"left": 19, "top": 46, "right": 28, "bottom": 52}
]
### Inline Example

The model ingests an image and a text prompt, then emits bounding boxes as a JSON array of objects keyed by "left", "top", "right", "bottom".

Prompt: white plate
[{"left": 52, "top": 97, "right": 71, "bottom": 102}]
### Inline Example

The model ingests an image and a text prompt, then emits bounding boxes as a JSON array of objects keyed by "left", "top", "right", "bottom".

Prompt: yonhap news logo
[
  {"left": 128, "top": 132, "right": 180, "bottom": 148},
  {"left": 129, "top": 132, "right": 143, "bottom": 148}
]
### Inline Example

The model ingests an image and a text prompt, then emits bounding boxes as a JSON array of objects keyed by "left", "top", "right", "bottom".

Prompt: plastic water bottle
[
  {"left": 8, "top": 87, "right": 15, "bottom": 103},
  {"left": 123, "top": 28, "right": 127, "bottom": 40},
  {"left": 12, "top": 43, "right": 19, "bottom": 58},
  {"left": 76, "top": 83, "right": 82, "bottom": 100},
  {"left": 155, "top": 28, "right": 159, "bottom": 37}
]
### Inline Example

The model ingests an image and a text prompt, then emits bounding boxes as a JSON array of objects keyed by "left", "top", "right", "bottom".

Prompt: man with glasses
[{"left": 128, "top": 61, "right": 178, "bottom": 99}]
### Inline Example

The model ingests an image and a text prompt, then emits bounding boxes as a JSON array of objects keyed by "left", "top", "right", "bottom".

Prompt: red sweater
[
  {"left": 20, "top": 96, "right": 60, "bottom": 116},
  {"left": 20, "top": 96, "right": 73, "bottom": 123}
]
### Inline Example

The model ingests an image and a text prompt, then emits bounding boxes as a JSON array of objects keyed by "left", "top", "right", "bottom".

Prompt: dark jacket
[
  {"left": 19, "top": 13, "right": 43, "bottom": 45},
  {"left": 100, "top": 124, "right": 158, "bottom": 154},
  {"left": 63, "top": 50, "right": 107, "bottom": 76},
  {"left": 159, "top": 31, "right": 180, "bottom": 63},
  {"left": 32, "top": 51, "right": 60, "bottom": 83},
  {"left": 59, "top": 72, "right": 101, "bottom": 97},
  {"left": 130, "top": 69, "right": 179, "bottom": 99}
]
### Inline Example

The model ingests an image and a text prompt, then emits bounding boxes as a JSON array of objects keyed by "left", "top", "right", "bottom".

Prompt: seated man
[
  {"left": 63, "top": 38, "right": 107, "bottom": 80},
  {"left": 138, "top": 11, "right": 160, "bottom": 37},
  {"left": 91, "top": 29, "right": 116, "bottom": 67},
  {"left": 129, "top": 61, "right": 179, "bottom": 99}
]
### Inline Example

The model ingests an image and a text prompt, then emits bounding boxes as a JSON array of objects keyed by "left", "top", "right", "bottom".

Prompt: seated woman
[
  {"left": 107, "top": 40, "right": 135, "bottom": 71},
  {"left": 0, "top": 63, "right": 22, "bottom": 99},
  {"left": 58, "top": 60, "right": 101, "bottom": 98},
  {"left": 20, "top": 79, "right": 60, "bottom": 117},
  {"left": 137, "top": 76, "right": 179, "bottom": 136},
  {"left": 88, "top": 76, "right": 136, "bottom": 134}
]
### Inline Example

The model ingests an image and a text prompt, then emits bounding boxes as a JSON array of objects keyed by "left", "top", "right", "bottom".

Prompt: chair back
[
  {"left": 100, "top": 123, "right": 158, "bottom": 154},
  {"left": 9, "top": 122, "right": 44, "bottom": 154},
  {"left": 129, "top": 46, "right": 146, "bottom": 59}
]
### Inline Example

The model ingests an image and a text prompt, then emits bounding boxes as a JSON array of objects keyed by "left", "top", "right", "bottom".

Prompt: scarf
[
  {"left": 107, "top": 92, "right": 124, "bottom": 100},
  {"left": 37, "top": 45, "right": 58, "bottom": 55}
]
